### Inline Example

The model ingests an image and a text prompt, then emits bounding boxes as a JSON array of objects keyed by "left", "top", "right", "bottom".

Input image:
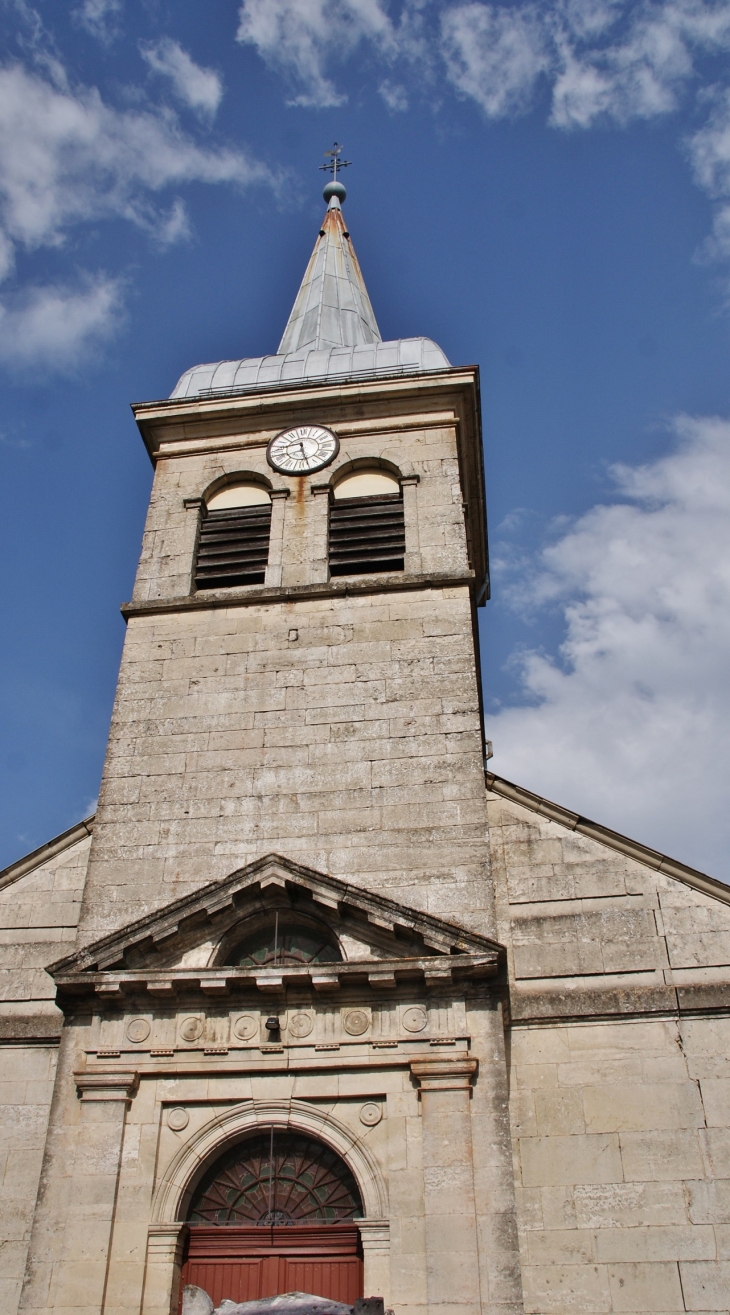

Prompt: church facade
[{"left": 3, "top": 175, "right": 730, "bottom": 1315}]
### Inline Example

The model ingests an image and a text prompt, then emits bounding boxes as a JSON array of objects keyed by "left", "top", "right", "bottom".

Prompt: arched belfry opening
[
  {"left": 328, "top": 468, "right": 405, "bottom": 577},
  {"left": 181, "top": 1131, "right": 364, "bottom": 1306},
  {"left": 194, "top": 481, "right": 273, "bottom": 590}
]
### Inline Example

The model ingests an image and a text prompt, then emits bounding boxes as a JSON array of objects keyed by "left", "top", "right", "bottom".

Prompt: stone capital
[
  {"left": 409, "top": 1056, "right": 478, "bottom": 1091},
  {"left": 269, "top": 487, "right": 291, "bottom": 500},
  {"left": 75, "top": 1069, "right": 139, "bottom": 1102},
  {"left": 357, "top": 1219, "right": 390, "bottom": 1252},
  {"left": 146, "top": 1222, "right": 189, "bottom": 1259}
]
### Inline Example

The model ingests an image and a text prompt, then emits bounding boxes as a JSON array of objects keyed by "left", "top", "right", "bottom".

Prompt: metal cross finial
[{"left": 320, "top": 142, "right": 351, "bottom": 181}]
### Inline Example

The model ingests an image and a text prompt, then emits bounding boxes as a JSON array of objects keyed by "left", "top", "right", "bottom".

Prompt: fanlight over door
[
  {"left": 182, "top": 1132, "right": 364, "bottom": 1306},
  {"left": 224, "top": 923, "right": 342, "bottom": 971},
  {"left": 188, "top": 1132, "right": 362, "bottom": 1225}
]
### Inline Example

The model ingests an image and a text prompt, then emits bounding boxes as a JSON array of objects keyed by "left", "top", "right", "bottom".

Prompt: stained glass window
[
  {"left": 225, "top": 921, "right": 342, "bottom": 968},
  {"left": 188, "top": 1132, "right": 363, "bottom": 1226}
]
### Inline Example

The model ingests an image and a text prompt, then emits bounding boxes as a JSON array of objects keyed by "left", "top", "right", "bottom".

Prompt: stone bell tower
[
  {"left": 18, "top": 162, "right": 524, "bottom": 1315},
  {"left": 77, "top": 170, "right": 492, "bottom": 947}
]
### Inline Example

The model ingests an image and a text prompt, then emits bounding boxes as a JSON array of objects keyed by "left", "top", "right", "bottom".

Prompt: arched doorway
[{"left": 181, "top": 1131, "right": 364, "bottom": 1306}]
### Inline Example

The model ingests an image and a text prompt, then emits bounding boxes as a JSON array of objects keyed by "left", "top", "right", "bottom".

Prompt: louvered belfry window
[
  {"left": 329, "top": 470, "right": 405, "bottom": 577},
  {"left": 195, "top": 483, "right": 272, "bottom": 590}
]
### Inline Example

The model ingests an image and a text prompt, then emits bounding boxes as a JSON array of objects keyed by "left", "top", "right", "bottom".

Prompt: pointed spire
[
  {"left": 278, "top": 170, "right": 381, "bottom": 356},
  {"left": 169, "top": 146, "right": 452, "bottom": 400}
]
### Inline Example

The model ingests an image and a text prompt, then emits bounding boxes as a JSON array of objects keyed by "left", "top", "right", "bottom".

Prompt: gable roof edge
[
  {"left": 0, "top": 815, "right": 95, "bottom": 895},
  {"left": 486, "top": 772, "right": 729, "bottom": 906}
]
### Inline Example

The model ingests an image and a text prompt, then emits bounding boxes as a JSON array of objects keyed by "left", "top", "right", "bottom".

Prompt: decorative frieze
[{"left": 81, "top": 991, "right": 476, "bottom": 1063}]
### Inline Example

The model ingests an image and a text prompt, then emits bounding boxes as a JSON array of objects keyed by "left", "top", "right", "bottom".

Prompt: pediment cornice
[
  {"left": 55, "top": 952, "right": 499, "bottom": 1004},
  {"left": 49, "top": 853, "right": 503, "bottom": 997}
]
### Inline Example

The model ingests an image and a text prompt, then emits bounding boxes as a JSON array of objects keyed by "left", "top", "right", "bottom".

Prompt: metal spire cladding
[
  {"left": 277, "top": 172, "right": 381, "bottom": 355},
  {"left": 169, "top": 148, "right": 450, "bottom": 399}
]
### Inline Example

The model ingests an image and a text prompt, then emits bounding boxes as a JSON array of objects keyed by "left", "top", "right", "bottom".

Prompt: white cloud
[
  {"left": 489, "top": 415, "right": 730, "bottom": 878},
  {"left": 152, "top": 197, "right": 192, "bottom": 247},
  {"left": 0, "top": 59, "right": 274, "bottom": 370},
  {"left": 140, "top": 38, "right": 223, "bottom": 120},
  {"left": 686, "top": 88, "right": 730, "bottom": 258},
  {"left": 0, "top": 63, "right": 269, "bottom": 250},
  {"left": 558, "top": 0, "right": 624, "bottom": 42},
  {"left": 234, "top": 0, "right": 730, "bottom": 280},
  {"left": 379, "top": 79, "right": 409, "bottom": 111},
  {"left": 435, "top": 0, "right": 730, "bottom": 128},
  {"left": 441, "top": 3, "right": 550, "bottom": 118},
  {"left": 549, "top": 46, "right": 615, "bottom": 128},
  {"left": 72, "top": 0, "right": 122, "bottom": 45},
  {"left": 0, "top": 275, "right": 123, "bottom": 369},
  {"left": 237, "top": 0, "right": 394, "bottom": 107},
  {"left": 235, "top": 0, "right": 730, "bottom": 130},
  {"left": 690, "top": 87, "right": 730, "bottom": 197},
  {"left": 550, "top": 1, "right": 730, "bottom": 130}
]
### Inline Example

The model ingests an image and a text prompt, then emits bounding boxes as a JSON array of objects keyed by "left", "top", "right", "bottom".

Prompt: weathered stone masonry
[{"left": 3, "top": 183, "right": 730, "bottom": 1315}]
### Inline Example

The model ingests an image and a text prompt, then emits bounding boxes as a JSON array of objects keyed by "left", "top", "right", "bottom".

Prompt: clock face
[{"left": 267, "top": 424, "right": 339, "bottom": 475}]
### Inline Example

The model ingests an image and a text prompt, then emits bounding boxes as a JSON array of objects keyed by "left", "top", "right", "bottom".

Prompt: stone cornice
[
  {"left": 55, "top": 952, "right": 499, "bottom": 1002},
  {"left": 121, "top": 571, "right": 477, "bottom": 622},
  {"left": 131, "top": 366, "right": 479, "bottom": 443}
]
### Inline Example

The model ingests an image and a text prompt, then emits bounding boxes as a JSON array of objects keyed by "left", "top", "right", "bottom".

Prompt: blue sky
[{"left": 2, "top": 0, "right": 730, "bottom": 877}]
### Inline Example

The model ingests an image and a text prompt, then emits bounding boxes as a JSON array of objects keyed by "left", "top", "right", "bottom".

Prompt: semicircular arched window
[
  {"left": 195, "top": 482, "right": 272, "bottom": 590},
  {"left": 224, "top": 920, "right": 342, "bottom": 968},
  {"left": 188, "top": 1131, "right": 363, "bottom": 1226},
  {"left": 329, "top": 469, "right": 405, "bottom": 577}
]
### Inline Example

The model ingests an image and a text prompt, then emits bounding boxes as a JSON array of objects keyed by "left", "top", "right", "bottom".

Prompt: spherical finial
[{"left": 323, "top": 179, "right": 346, "bottom": 205}]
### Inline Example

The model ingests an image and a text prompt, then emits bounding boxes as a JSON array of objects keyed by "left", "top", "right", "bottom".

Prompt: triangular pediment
[{"left": 49, "top": 854, "right": 502, "bottom": 998}]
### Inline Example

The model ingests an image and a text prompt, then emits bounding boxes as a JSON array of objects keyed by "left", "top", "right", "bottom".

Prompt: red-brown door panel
[{"left": 180, "top": 1226, "right": 363, "bottom": 1308}]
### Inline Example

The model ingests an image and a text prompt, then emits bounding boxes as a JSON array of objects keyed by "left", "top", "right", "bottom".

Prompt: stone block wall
[
  {"left": 488, "top": 789, "right": 730, "bottom": 1020},
  {"left": 0, "top": 831, "right": 91, "bottom": 1315},
  {"left": 0, "top": 1046, "right": 59, "bottom": 1315},
  {"left": 0, "top": 833, "right": 91, "bottom": 1019},
  {"left": 511, "top": 1014, "right": 730, "bottom": 1313},
  {"left": 488, "top": 788, "right": 730, "bottom": 1312},
  {"left": 81, "top": 585, "right": 492, "bottom": 946}
]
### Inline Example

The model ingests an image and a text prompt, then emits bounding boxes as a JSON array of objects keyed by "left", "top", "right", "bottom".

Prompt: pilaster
[
  {"left": 19, "top": 1056, "right": 138, "bottom": 1315},
  {"left": 309, "top": 483, "right": 331, "bottom": 584},
  {"left": 357, "top": 1220, "right": 391, "bottom": 1304},
  {"left": 264, "top": 488, "right": 290, "bottom": 588},
  {"left": 401, "top": 474, "right": 421, "bottom": 574},
  {"left": 141, "top": 1224, "right": 189, "bottom": 1315},
  {"left": 410, "top": 1058, "right": 481, "bottom": 1315}
]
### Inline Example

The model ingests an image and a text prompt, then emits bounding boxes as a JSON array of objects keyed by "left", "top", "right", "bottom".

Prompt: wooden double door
[{"left": 182, "top": 1225, "right": 363, "bottom": 1307}]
